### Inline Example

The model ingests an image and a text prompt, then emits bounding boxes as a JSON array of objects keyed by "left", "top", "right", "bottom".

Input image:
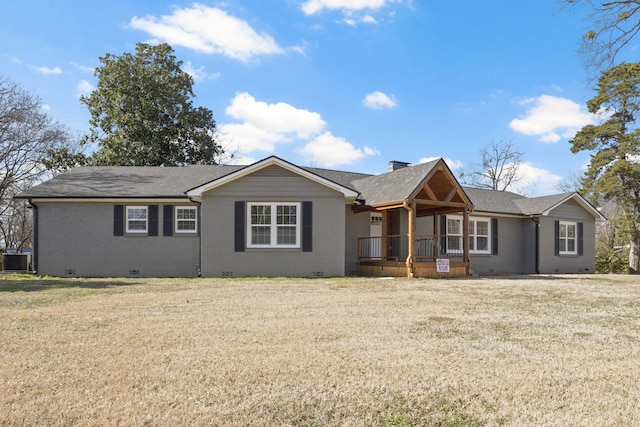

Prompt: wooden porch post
[
  {"left": 381, "top": 210, "right": 389, "bottom": 260},
  {"left": 463, "top": 208, "right": 470, "bottom": 273},
  {"left": 405, "top": 201, "right": 416, "bottom": 278},
  {"left": 433, "top": 213, "right": 439, "bottom": 256}
]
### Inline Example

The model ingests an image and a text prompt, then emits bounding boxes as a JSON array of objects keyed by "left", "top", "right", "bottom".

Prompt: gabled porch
[{"left": 353, "top": 159, "right": 474, "bottom": 278}]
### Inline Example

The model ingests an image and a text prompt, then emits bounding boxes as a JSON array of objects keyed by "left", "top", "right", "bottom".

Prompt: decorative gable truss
[{"left": 409, "top": 161, "right": 472, "bottom": 216}]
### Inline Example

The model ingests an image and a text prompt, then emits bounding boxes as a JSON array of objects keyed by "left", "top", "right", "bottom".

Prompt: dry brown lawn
[{"left": 1, "top": 274, "right": 639, "bottom": 426}]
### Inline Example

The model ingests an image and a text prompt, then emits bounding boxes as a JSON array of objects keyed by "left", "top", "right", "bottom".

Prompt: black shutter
[
  {"left": 302, "top": 201, "right": 313, "bottom": 252},
  {"left": 234, "top": 201, "right": 245, "bottom": 252},
  {"left": 554, "top": 220, "right": 560, "bottom": 255},
  {"left": 148, "top": 205, "right": 158, "bottom": 236},
  {"left": 163, "top": 205, "right": 174, "bottom": 236},
  {"left": 578, "top": 222, "right": 584, "bottom": 256},
  {"left": 439, "top": 215, "right": 447, "bottom": 255},
  {"left": 114, "top": 205, "right": 124, "bottom": 236},
  {"left": 491, "top": 218, "right": 498, "bottom": 255}
]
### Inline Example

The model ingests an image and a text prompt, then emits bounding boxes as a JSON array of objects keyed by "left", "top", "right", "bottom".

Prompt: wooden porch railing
[{"left": 358, "top": 234, "right": 465, "bottom": 261}]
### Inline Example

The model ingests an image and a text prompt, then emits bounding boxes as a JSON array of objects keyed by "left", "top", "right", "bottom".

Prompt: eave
[{"left": 23, "top": 197, "right": 193, "bottom": 204}]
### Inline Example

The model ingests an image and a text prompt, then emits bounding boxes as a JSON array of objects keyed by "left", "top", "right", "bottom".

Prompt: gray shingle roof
[
  {"left": 16, "top": 165, "right": 244, "bottom": 198},
  {"left": 513, "top": 192, "right": 575, "bottom": 215},
  {"left": 463, "top": 187, "right": 599, "bottom": 217},
  {"left": 462, "top": 187, "right": 526, "bottom": 215},
  {"left": 17, "top": 160, "right": 600, "bottom": 220},
  {"left": 351, "top": 159, "right": 440, "bottom": 206},
  {"left": 302, "top": 166, "right": 372, "bottom": 192}
]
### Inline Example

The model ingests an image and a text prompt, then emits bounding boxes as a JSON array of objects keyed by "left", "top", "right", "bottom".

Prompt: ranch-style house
[{"left": 15, "top": 156, "right": 605, "bottom": 278}]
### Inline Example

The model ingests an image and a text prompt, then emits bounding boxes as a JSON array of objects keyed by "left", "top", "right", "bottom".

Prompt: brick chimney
[{"left": 388, "top": 160, "right": 411, "bottom": 171}]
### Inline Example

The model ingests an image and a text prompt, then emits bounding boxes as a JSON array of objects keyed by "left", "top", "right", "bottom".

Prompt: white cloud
[
  {"left": 363, "top": 91, "right": 398, "bottom": 109},
  {"left": 4, "top": 55, "right": 22, "bottom": 64},
  {"left": 220, "top": 92, "right": 377, "bottom": 166},
  {"left": 129, "top": 4, "right": 286, "bottom": 61},
  {"left": 33, "top": 66, "right": 62, "bottom": 75},
  {"left": 362, "top": 14, "right": 377, "bottom": 23},
  {"left": 300, "top": 132, "right": 377, "bottom": 167},
  {"left": 512, "top": 162, "right": 564, "bottom": 196},
  {"left": 454, "top": 102, "right": 473, "bottom": 113},
  {"left": 71, "top": 62, "right": 95, "bottom": 73},
  {"left": 182, "top": 61, "right": 220, "bottom": 81},
  {"left": 76, "top": 80, "right": 94, "bottom": 97},
  {"left": 226, "top": 92, "right": 326, "bottom": 138},
  {"left": 302, "top": 0, "right": 394, "bottom": 15},
  {"left": 418, "top": 156, "right": 463, "bottom": 171},
  {"left": 302, "top": 0, "right": 404, "bottom": 25},
  {"left": 341, "top": 11, "right": 378, "bottom": 25},
  {"left": 218, "top": 122, "right": 288, "bottom": 153},
  {"left": 509, "top": 95, "right": 596, "bottom": 143}
]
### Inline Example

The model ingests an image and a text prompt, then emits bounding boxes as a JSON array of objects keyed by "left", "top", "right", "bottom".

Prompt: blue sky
[{"left": 0, "top": 1, "right": 611, "bottom": 195}]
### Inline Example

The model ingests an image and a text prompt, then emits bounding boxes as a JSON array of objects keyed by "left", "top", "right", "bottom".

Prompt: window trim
[
  {"left": 469, "top": 217, "right": 491, "bottom": 254},
  {"left": 126, "top": 206, "right": 148, "bottom": 234},
  {"left": 174, "top": 206, "right": 198, "bottom": 234},
  {"left": 447, "top": 215, "right": 492, "bottom": 254},
  {"left": 247, "top": 202, "right": 301, "bottom": 249},
  {"left": 558, "top": 220, "right": 578, "bottom": 255}
]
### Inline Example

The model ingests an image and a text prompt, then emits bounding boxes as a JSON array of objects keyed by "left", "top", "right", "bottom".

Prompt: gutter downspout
[
  {"left": 529, "top": 216, "right": 540, "bottom": 274},
  {"left": 27, "top": 199, "right": 38, "bottom": 274},
  {"left": 188, "top": 197, "right": 202, "bottom": 277}
]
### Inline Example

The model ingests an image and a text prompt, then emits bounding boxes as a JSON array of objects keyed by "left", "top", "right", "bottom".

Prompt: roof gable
[
  {"left": 515, "top": 192, "right": 606, "bottom": 220},
  {"left": 411, "top": 161, "right": 472, "bottom": 207},
  {"left": 186, "top": 156, "right": 359, "bottom": 201},
  {"left": 352, "top": 158, "right": 473, "bottom": 212}
]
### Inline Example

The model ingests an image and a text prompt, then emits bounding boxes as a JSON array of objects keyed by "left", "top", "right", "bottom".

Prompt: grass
[{"left": 1, "top": 274, "right": 639, "bottom": 426}]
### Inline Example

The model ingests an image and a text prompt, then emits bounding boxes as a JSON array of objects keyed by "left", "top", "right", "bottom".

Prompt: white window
[
  {"left": 469, "top": 218, "right": 490, "bottom": 254},
  {"left": 126, "top": 206, "right": 147, "bottom": 233},
  {"left": 447, "top": 217, "right": 463, "bottom": 254},
  {"left": 248, "top": 202, "right": 300, "bottom": 248},
  {"left": 175, "top": 207, "right": 197, "bottom": 233},
  {"left": 559, "top": 221, "right": 577, "bottom": 255},
  {"left": 447, "top": 216, "right": 491, "bottom": 254}
]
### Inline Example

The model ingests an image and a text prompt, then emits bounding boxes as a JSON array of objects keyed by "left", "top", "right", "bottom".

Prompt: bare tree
[
  {"left": 0, "top": 77, "right": 70, "bottom": 249},
  {"left": 0, "top": 191, "right": 33, "bottom": 251},
  {"left": 556, "top": 170, "right": 585, "bottom": 193},
  {"left": 462, "top": 141, "right": 523, "bottom": 191},
  {"left": 561, "top": 0, "right": 640, "bottom": 74}
]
